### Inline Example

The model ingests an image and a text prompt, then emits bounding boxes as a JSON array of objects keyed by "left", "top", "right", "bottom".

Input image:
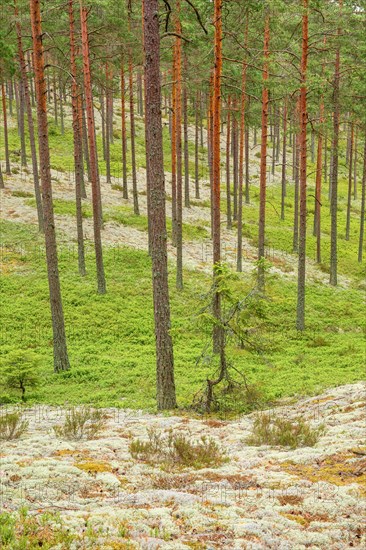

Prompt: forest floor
[
  {"left": 0, "top": 153, "right": 352, "bottom": 288},
  {"left": 1, "top": 382, "right": 365, "bottom": 549}
]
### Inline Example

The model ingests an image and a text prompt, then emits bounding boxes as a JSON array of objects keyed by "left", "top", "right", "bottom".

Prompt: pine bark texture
[
  {"left": 30, "top": 0, "right": 70, "bottom": 372},
  {"left": 142, "top": 0, "right": 176, "bottom": 410}
]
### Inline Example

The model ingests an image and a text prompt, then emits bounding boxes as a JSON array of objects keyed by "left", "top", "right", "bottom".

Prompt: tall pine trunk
[
  {"left": 258, "top": 13, "right": 270, "bottom": 290},
  {"left": 358, "top": 134, "right": 366, "bottom": 263},
  {"left": 80, "top": 2, "right": 106, "bottom": 294},
  {"left": 175, "top": 3, "right": 183, "bottom": 290},
  {"left": 120, "top": 61, "right": 128, "bottom": 199},
  {"left": 296, "top": 0, "right": 309, "bottom": 331},
  {"left": 280, "top": 98, "right": 287, "bottom": 220},
  {"left": 69, "top": 0, "right": 86, "bottom": 276},
  {"left": 345, "top": 122, "right": 354, "bottom": 240},
  {"left": 226, "top": 96, "right": 232, "bottom": 229},
  {"left": 1, "top": 82, "right": 11, "bottom": 175},
  {"left": 30, "top": 0, "right": 70, "bottom": 372},
  {"left": 330, "top": 0, "right": 342, "bottom": 286},
  {"left": 15, "top": 0, "right": 43, "bottom": 230},
  {"left": 142, "top": 0, "right": 176, "bottom": 410}
]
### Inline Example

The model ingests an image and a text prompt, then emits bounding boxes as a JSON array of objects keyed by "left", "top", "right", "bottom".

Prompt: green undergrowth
[{"left": 0, "top": 220, "right": 364, "bottom": 412}]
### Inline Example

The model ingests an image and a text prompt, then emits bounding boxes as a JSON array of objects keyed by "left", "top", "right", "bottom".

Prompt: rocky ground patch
[{"left": 1, "top": 382, "right": 365, "bottom": 549}]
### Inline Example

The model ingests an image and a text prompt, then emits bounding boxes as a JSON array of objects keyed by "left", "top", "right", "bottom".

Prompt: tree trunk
[
  {"left": 14, "top": 0, "right": 43, "bottom": 231},
  {"left": 1, "top": 82, "right": 11, "bottom": 175},
  {"left": 175, "top": 4, "right": 183, "bottom": 290},
  {"left": 329, "top": 0, "right": 342, "bottom": 287},
  {"left": 232, "top": 101, "right": 238, "bottom": 221},
  {"left": 100, "top": 89, "right": 106, "bottom": 161},
  {"left": 258, "top": 12, "right": 270, "bottom": 290},
  {"left": 53, "top": 70, "right": 58, "bottom": 125},
  {"left": 69, "top": 0, "right": 86, "bottom": 276},
  {"left": 280, "top": 98, "right": 287, "bottom": 220},
  {"left": 183, "top": 71, "right": 190, "bottom": 208},
  {"left": 127, "top": 9, "right": 139, "bottom": 215},
  {"left": 245, "top": 124, "right": 250, "bottom": 204},
  {"left": 210, "top": 0, "right": 226, "bottom": 397},
  {"left": 314, "top": 105, "right": 324, "bottom": 264},
  {"left": 30, "top": 0, "right": 70, "bottom": 372},
  {"left": 80, "top": 2, "right": 106, "bottom": 294},
  {"left": 18, "top": 81, "right": 27, "bottom": 166},
  {"left": 226, "top": 96, "right": 232, "bottom": 229},
  {"left": 59, "top": 73, "right": 64, "bottom": 135},
  {"left": 142, "top": 0, "right": 176, "bottom": 410},
  {"left": 194, "top": 90, "right": 200, "bottom": 199},
  {"left": 293, "top": 131, "right": 300, "bottom": 253},
  {"left": 296, "top": 0, "right": 309, "bottom": 331},
  {"left": 358, "top": 135, "right": 366, "bottom": 263},
  {"left": 171, "top": 47, "right": 177, "bottom": 246},
  {"left": 120, "top": 62, "right": 128, "bottom": 199},
  {"left": 354, "top": 126, "right": 358, "bottom": 200},
  {"left": 81, "top": 96, "right": 91, "bottom": 185},
  {"left": 345, "top": 122, "right": 354, "bottom": 241},
  {"left": 237, "top": 21, "right": 248, "bottom": 273},
  {"left": 105, "top": 64, "right": 112, "bottom": 184}
]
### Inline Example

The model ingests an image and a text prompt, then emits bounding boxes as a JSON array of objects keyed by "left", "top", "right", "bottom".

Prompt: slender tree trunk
[
  {"left": 142, "top": 0, "right": 176, "bottom": 410},
  {"left": 53, "top": 70, "right": 58, "bottom": 125},
  {"left": 1, "top": 82, "right": 11, "bottom": 175},
  {"left": 209, "top": 0, "right": 226, "bottom": 400},
  {"left": 59, "top": 73, "right": 64, "bottom": 135},
  {"left": 80, "top": 2, "right": 106, "bottom": 294},
  {"left": 358, "top": 135, "right": 366, "bottom": 263},
  {"left": 142, "top": 1, "right": 152, "bottom": 255},
  {"left": 245, "top": 123, "right": 250, "bottom": 204},
  {"left": 0, "top": 162, "right": 4, "bottom": 188},
  {"left": 258, "top": 13, "right": 270, "bottom": 290},
  {"left": 226, "top": 96, "right": 232, "bottom": 229},
  {"left": 232, "top": 101, "right": 238, "bottom": 221},
  {"left": 208, "top": 87, "right": 214, "bottom": 235},
  {"left": 280, "top": 98, "right": 287, "bottom": 220},
  {"left": 330, "top": 0, "right": 342, "bottom": 286},
  {"left": 296, "top": 0, "right": 309, "bottom": 331},
  {"left": 74, "top": 91, "right": 86, "bottom": 198},
  {"left": 183, "top": 72, "right": 190, "bottom": 208},
  {"left": 345, "top": 122, "right": 354, "bottom": 241},
  {"left": 15, "top": 0, "right": 43, "bottom": 230},
  {"left": 293, "top": 132, "right": 300, "bottom": 253},
  {"left": 69, "top": 0, "right": 86, "bottom": 276},
  {"left": 105, "top": 64, "right": 112, "bottom": 184},
  {"left": 8, "top": 79, "right": 14, "bottom": 115},
  {"left": 354, "top": 126, "right": 358, "bottom": 200},
  {"left": 175, "top": 4, "right": 183, "bottom": 290},
  {"left": 171, "top": 49, "right": 177, "bottom": 246},
  {"left": 27, "top": 52, "right": 36, "bottom": 108},
  {"left": 30, "top": 0, "right": 70, "bottom": 372},
  {"left": 100, "top": 88, "right": 106, "bottom": 161},
  {"left": 18, "top": 81, "right": 27, "bottom": 166},
  {"left": 194, "top": 90, "right": 200, "bottom": 199},
  {"left": 314, "top": 104, "right": 324, "bottom": 263},
  {"left": 120, "top": 62, "right": 128, "bottom": 199},
  {"left": 128, "top": 10, "right": 139, "bottom": 215},
  {"left": 81, "top": 96, "right": 91, "bottom": 184},
  {"left": 237, "top": 21, "right": 248, "bottom": 273}
]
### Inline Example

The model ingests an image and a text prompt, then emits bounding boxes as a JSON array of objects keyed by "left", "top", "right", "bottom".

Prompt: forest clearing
[{"left": 0, "top": 0, "right": 365, "bottom": 548}]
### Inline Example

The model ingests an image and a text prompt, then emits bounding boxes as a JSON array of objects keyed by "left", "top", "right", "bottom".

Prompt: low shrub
[
  {"left": 53, "top": 406, "right": 107, "bottom": 440},
  {"left": 246, "top": 413, "right": 324, "bottom": 449},
  {"left": 129, "top": 427, "right": 228, "bottom": 469},
  {"left": 0, "top": 411, "right": 28, "bottom": 440}
]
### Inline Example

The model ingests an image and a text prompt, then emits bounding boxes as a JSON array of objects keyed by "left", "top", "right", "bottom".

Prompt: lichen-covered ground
[{"left": 1, "top": 382, "right": 365, "bottom": 549}]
